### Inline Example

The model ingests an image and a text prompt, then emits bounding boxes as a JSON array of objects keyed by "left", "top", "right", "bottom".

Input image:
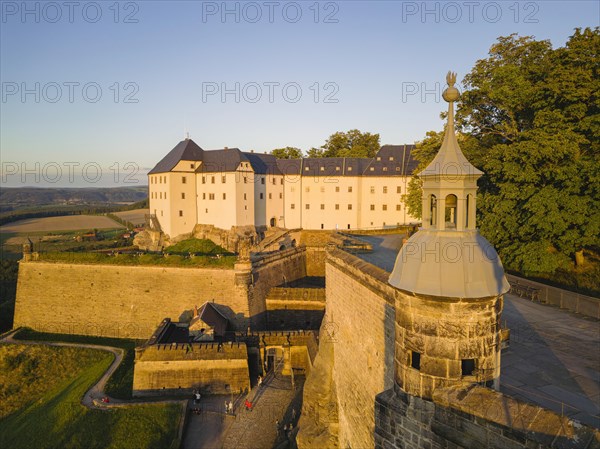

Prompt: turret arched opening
[
  {"left": 445, "top": 194, "right": 457, "bottom": 229},
  {"left": 430, "top": 195, "right": 437, "bottom": 227}
]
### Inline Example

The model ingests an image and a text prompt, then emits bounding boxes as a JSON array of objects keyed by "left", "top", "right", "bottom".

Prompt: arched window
[
  {"left": 466, "top": 194, "right": 470, "bottom": 228},
  {"left": 430, "top": 195, "right": 437, "bottom": 226},
  {"left": 445, "top": 194, "right": 457, "bottom": 228}
]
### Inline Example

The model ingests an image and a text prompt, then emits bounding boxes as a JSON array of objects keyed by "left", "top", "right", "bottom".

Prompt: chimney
[
  {"left": 250, "top": 150, "right": 254, "bottom": 153},
  {"left": 224, "top": 146, "right": 228, "bottom": 150}
]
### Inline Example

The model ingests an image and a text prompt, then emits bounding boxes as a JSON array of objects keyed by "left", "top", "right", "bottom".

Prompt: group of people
[
  {"left": 275, "top": 411, "right": 297, "bottom": 441},
  {"left": 224, "top": 400, "right": 234, "bottom": 415}
]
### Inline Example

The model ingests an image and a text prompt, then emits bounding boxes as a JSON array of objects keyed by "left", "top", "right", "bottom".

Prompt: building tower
[{"left": 388, "top": 72, "right": 510, "bottom": 398}]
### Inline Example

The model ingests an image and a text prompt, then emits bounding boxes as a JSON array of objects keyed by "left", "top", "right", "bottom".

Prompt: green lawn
[
  {"left": 164, "top": 238, "right": 231, "bottom": 255},
  {"left": 35, "top": 250, "right": 237, "bottom": 268},
  {"left": 0, "top": 343, "right": 181, "bottom": 449}
]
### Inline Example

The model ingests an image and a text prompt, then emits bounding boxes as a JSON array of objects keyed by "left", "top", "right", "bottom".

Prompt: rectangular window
[
  {"left": 335, "top": 204, "right": 339, "bottom": 210},
  {"left": 335, "top": 186, "right": 340, "bottom": 192},
  {"left": 209, "top": 193, "right": 215, "bottom": 200},
  {"left": 279, "top": 193, "right": 283, "bottom": 199},
  {"left": 222, "top": 176, "right": 226, "bottom": 183},
  {"left": 244, "top": 193, "right": 247, "bottom": 200},
  {"left": 396, "top": 204, "right": 401, "bottom": 211},
  {"left": 383, "top": 204, "right": 387, "bottom": 211},
  {"left": 411, "top": 351, "right": 421, "bottom": 370},
  {"left": 305, "top": 187, "right": 310, "bottom": 193},
  {"left": 370, "top": 204, "right": 375, "bottom": 211},
  {"left": 291, "top": 204, "right": 295, "bottom": 209},
  {"left": 202, "top": 177, "right": 206, "bottom": 184},
  {"left": 281, "top": 179, "right": 284, "bottom": 185},
  {"left": 159, "top": 192, "right": 162, "bottom": 199},
  {"left": 244, "top": 177, "right": 247, "bottom": 184},
  {"left": 164, "top": 192, "right": 167, "bottom": 199},
  {"left": 272, "top": 178, "right": 276, "bottom": 185},
  {"left": 348, "top": 204, "right": 352, "bottom": 210},
  {"left": 203, "top": 193, "right": 206, "bottom": 200},
  {"left": 320, "top": 204, "right": 325, "bottom": 210},
  {"left": 462, "top": 359, "right": 476, "bottom": 376},
  {"left": 269, "top": 193, "right": 272, "bottom": 199},
  {"left": 182, "top": 176, "right": 187, "bottom": 184},
  {"left": 348, "top": 186, "right": 352, "bottom": 193},
  {"left": 223, "top": 193, "right": 226, "bottom": 200},
  {"left": 261, "top": 178, "right": 265, "bottom": 185},
  {"left": 211, "top": 176, "right": 215, "bottom": 184},
  {"left": 348, "top": 166, "right": 352, "bottom": 171},
  {"left": 181, "top": 193, "right": 185, "bottom": 199},
  {"left": 383, "top": 186, "right": 388, "bottom": 194},
  {"left": 370, "top": 186, "right": 375, "bottom": 194},
  {"left": 389, "top": 157, "right": 394, "bottom": 161},
  {"left": 320, "top": 186, "right": 325, "bottom": 193},
  {"left": 179, "top": 210, "right": 183, "bottom": 217},
  {"left": 305, "top": 204, "right": 310, "bottom": 210},
  {"left": 260, "top": 193, "right": 264, "bottom": 199},
  {"left": 397, "top": 186, "right": 401, "bottom": 194},
  {"left": 190, "top": 163, "right": 194, "bottom": 169},
  {"left": 383, "top": 167, "right": 388, "bottom": 172}
]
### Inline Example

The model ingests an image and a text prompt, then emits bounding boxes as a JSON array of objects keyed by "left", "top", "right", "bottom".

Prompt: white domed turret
[{"left": 389, "top": 72, "right": 509, "bottom": 299}]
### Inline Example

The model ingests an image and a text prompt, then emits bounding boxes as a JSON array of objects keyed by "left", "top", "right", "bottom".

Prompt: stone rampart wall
[
  {"left": 325, "top": 249, "right": 396, "bottom": 449},
  {"left": 14, "top": 261, "right": 248, "bottom": 339}
]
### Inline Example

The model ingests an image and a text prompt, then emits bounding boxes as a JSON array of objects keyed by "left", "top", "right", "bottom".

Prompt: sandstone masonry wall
[
  {"left": 14, "top": 261, "right": 248, "bottom": 338},
  {"left": 249, "top": 248, "right": 307, "bottom": 329},
  {"left": 133, "top": 342, "right": 250, "bottom": 396},
  {"left": 326, "top": 249, "right": 396, "bottom": 449},
  {"left": 375, "top": 385, "right": 600, "bottom": 449}
]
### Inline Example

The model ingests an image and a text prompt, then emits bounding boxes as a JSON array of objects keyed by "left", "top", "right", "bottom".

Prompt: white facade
[{"left": 148, "top": 140, "right": 420, "bottom": 239}]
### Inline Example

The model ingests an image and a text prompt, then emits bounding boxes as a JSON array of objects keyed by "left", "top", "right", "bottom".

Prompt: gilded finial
[{"left": 442, "top": 71, "right": 460, "bottom": 103}]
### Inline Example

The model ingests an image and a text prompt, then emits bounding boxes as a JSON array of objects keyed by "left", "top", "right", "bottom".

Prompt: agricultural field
[
  {"left": 113, "top": 208, "right": 149, "bottom": 227},
  {"left": 0, "top": 343, "right": 181, "bottom": 449},
  {"left": 0, "top": 215, "right": 124, "bottom": 233}
]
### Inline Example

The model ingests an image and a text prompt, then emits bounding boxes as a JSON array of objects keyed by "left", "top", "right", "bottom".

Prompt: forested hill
[{"left": 1, "top": 186, "right": 148, "bottom": 211}]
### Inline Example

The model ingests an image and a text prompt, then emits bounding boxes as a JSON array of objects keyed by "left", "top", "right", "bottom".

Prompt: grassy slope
[
  {"left": 0, "top": 344, "right": 181, "bottom": 449},
  {"left": 14, "top": 328, "right": 138, "bottom": 400}
]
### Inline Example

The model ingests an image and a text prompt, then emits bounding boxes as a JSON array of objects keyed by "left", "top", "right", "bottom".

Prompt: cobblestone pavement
[{"left": 183, "top": 368, "right": 304, "bottom": 449}]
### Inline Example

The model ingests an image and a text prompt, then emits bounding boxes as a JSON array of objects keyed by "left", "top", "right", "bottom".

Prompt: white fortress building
[{"left": 148, "top": 140, "right": 420, "bottom": 239}]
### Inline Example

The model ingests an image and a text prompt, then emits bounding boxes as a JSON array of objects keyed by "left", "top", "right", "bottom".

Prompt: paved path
[
  {"left": 501, "top": 294, "right": 600, "bottom": 428},
  {"left": 351, "top": 234, "right": 404, "bottom": 272},
  {"left": 183, "top": 365, "right": 303, "bottom": 449}
]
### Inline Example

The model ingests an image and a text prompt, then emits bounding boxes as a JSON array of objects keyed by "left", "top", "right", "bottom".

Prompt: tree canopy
[
  {"left": 308, "top": 129, "right": 380, "bottom": 158},
  {"left": 406, "top": 27, "right": 600, "bottom": 276},
  {"left": 270, "top": 147, "right": 304, "bottom": 159}
]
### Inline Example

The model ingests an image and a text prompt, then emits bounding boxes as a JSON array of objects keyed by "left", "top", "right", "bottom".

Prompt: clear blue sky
[{"left": 1, "top": 0, "right": 598, "bottom": 186}]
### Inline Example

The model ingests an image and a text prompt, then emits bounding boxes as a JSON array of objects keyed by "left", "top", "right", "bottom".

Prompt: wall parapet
[
  {"left": 506, "top": 273, "right": 599, "bottom": 319},
  {"left": 266, "top": 287, "right": 326, "bottom": 303},
  {"left": 327, "top": 248, "right": 396, "bottom": 306},
  {"left": 136, "top": 341, "right": 248, "bottom": 361}
]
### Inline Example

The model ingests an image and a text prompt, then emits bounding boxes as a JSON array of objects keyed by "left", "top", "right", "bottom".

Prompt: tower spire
[{"left": 419, "top": 71, "right": 482, "bottom": 179}]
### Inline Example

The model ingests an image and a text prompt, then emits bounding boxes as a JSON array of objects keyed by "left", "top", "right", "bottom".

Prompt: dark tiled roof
[
  {"left": 151, "top": 141, "right": 418, "bottom": 177},
  {"left": 199, "top": 148, "right": 247, "bottom": 173},
  {"left": 244, "top": 152, "right": 283, "bottom": 175},
  {"left": 198, "top": 302, "right": 228, "bottom": 336},
  {"left": 276, "top": 159, "right": 303, "bottom": 175},
  {"left": 148, "top": 318, "right": 190, "bottom": 345},
  {"left": 363, "top": 145, "right": 418, "bottom": 176},
  {"left": 273, "top": 146, "right": 417, "bottom": 177},
  {"left": 149, "top": 139, "right": 204, "bottom": 174}
]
